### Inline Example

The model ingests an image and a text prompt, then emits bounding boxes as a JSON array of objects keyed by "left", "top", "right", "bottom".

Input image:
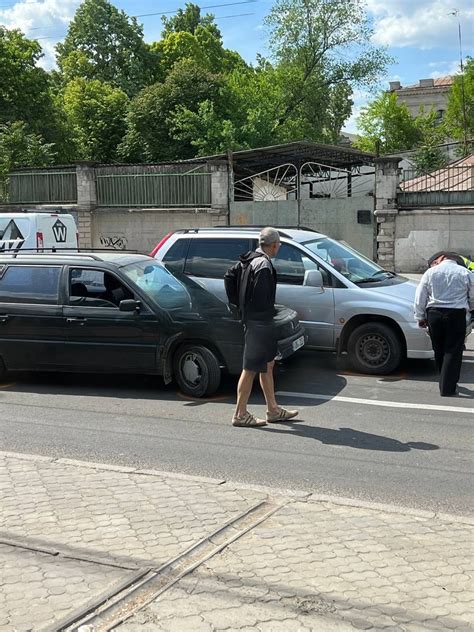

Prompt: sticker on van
[
  {"left": 52, "top": 219, "right": 68, "bottom": 243},
  {"left": 0, "top": 220, "right": 25, "bottom": 252}
]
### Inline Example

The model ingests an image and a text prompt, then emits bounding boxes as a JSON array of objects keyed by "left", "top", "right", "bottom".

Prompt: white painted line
[
  {"left": 463, "top": 359, "right": 474, "bottom": 363},
  {"left": 275, "top": 391, "right": 474, "bottom": 414}
]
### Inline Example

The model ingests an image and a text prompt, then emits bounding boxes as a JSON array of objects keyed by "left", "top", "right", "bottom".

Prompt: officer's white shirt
[{"left": 414, "top": 259, "right": 474, "bottom": 320}]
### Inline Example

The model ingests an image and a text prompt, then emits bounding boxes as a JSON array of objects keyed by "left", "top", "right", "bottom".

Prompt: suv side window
[
  {"left": 69, "top": 268, "right": 134, "bottom": 308},
  {"left": 272, "top": 243, "right": 336, "bottom": 287},
  {"left": 184, "top": 238, "right": 252, "bottom": 278},
  {"left": 162, "top": 238, "right": 190, "bottom": 273},
  {"left": 0, "top": 265, "right": 61, "bottom": 304}
]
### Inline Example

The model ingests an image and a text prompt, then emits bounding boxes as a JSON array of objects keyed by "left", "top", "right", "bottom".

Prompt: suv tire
[
  {"left": 0, "top": 357, "right": 7, "bottom": 382},
  {"left": 174, "top": 344, "right": 221, "bottom": 397},
  {"left": 347, "top": 323, "right": 401, "bottom": 375}
]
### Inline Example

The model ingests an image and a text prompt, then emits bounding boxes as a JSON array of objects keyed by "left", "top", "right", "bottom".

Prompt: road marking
[
  {"left": 463, "top": 359, "right": 474, "bottom": 364},
  {"left": 276, "top": 391, "right": 474, "bottom": 414}
]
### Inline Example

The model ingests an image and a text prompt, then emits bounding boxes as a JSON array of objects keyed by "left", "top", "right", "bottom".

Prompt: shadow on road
[{"left": 262, "top": 423, "right": 439, "bottom": 452}]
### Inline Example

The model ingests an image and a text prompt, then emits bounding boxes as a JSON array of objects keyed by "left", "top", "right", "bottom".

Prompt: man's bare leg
[
  {"left": 259, "top": 361, "right": 279, "bottom": 414},
  {"left": 235, "top": 369, "right": 256, "bottom": 418}
]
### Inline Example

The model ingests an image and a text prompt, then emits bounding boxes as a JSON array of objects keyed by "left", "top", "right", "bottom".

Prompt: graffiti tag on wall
[{"left": 99, "top": 235, "right": 128, "bottom": 250}]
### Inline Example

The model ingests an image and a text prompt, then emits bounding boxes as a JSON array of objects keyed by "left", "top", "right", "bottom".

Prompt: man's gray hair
[{"left": 259, "top": 227, "right": 280, "bottom": 246}]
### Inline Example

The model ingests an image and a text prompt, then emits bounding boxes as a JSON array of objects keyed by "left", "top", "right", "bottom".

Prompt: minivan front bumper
[
  {"left": 276, "top": 325, "right": 307, "bottom": 360},
  {"left": 401, "top": 320, "right": 434, "bottom": 359}
]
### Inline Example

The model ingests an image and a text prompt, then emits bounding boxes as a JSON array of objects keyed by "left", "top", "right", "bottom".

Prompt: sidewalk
[{"left": 1, "top": 451, "right": 473, "bottom": 631}]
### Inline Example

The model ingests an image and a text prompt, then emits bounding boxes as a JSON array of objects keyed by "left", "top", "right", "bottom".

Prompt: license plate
[{"left": 292, "top": 335, "right": 305, "bottom": 351}]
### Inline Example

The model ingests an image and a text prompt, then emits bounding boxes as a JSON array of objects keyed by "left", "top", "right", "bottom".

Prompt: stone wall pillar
[
  {"left": 75, "top": 161, "right": 97, "bottom": 249},
  {"left": 374, "top": 156, "right": 401, "bottom": 271},
  {"left": 208, "top": 160, "right": 230, "bottom": 218}
]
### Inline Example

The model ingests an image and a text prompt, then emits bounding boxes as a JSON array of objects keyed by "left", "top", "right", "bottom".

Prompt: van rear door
[{"left": 38, "top": 214, "right": 78, "bottom": 251}]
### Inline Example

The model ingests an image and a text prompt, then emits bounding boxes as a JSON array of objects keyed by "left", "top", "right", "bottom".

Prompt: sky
[{"left": 1, "top": 0, "right": 473, "bottom": 134}]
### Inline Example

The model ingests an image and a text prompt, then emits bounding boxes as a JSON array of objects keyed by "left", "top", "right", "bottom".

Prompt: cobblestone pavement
[{"left": 1, "top": 451, "right": 473, "bottom": 631}]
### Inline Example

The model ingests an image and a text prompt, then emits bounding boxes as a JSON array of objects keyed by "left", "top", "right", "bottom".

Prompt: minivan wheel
[
  {"left": 347, "top": 323, "right": 401, "bottom": 375},
  {"left": 174, "top": 344, "right": 221, "bottom": 397}
]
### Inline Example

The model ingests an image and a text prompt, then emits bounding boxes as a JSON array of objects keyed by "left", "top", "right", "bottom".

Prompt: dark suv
[{"left": 0, "top": 253, "right": 305, "bottom": 397}]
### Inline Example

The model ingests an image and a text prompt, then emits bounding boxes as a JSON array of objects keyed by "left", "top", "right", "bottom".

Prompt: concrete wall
[
  {"left": 394, "top": 208, "right": 474, "bottom": 272},
  {"left": 230, "top": 196, "right": 375, "bottom": 259},
  {"left": 92, "top": 208, "right": 228, "bottom": 254}
]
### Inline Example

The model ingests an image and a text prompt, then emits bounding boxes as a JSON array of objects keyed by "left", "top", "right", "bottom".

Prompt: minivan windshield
[
  {"left": 122, "top": 260, "right": 192, "bottom": 309},
  {"left": 303, "top": 237, "right": 394, "bottom": 284}
]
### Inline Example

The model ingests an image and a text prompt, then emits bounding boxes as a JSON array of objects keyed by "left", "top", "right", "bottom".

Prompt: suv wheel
[
  {"left": 347, "top": 323, "right": 401, "bottom": 375},
  {"left": 174, "top": 344, "right": 221, "bottom": 397}
]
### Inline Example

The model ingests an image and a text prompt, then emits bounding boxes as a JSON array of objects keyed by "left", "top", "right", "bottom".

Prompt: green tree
[
  {"left": 150, "top": 3, "right": 246, "bottom": 83},
  {"left": 161, "top": 3, "right": 221, "bottom": 39},
  {"left": 56, "top": 0, "right": 152, "bottom": 96},
  {"left": 264, "top": 0, "right": 390, "bottom": 135},
  {"left": 118, "top": 59, "right": 224, "bottom": 161},
  {"left": 445, "top": 57, "right": 474, "bottom": 155},
  {"left": 172, "top": 100, "right": 240, "bottom": 155},
  {"left": 0, "top": 28, "right": 53, "bottom": 131},
  {"left": 355, "top": 92, "right": 421, "bottom": 154},
  {"left": 0, "top": 122, "right": 56, "bottom": 177},
  {"left": 62, "top": 78, "right": 129, "bottom": 162},
  {"left": 411, "top": 109, "right": 447, "bottom": 174}
]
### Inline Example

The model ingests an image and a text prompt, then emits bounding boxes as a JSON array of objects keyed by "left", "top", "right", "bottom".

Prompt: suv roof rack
[
  {"left": 174, "top": 226, "right": 321, "bottom": 239},
  {"left": 0, "top": 248, "right": 139, "bottom": 260},
  {"left": 0, "top": 252, "right": 106, "bottom": 261}
]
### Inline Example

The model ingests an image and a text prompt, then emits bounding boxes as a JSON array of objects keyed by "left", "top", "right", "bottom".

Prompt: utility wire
[{"left": 32, "top": 11, "right": 256, "bottom": 40}]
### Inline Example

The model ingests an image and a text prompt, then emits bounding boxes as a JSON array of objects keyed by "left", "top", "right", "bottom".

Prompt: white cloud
[
  {"left": 0, "top": 0, "right": 80, "bottom": 68},
  {"left": 366, "top": 0, "right": 474, "bottom": 50},
  {"left": 429, "top": 60, "right": 461, "bottom": 78}
]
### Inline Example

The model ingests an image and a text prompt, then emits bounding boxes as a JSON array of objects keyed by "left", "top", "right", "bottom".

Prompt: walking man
[
  {"left": 226, "top": 227, "right": 298, "bottom": 427},
  {"left": 414, "top": 253, "right": 474, "bottom": 396}
]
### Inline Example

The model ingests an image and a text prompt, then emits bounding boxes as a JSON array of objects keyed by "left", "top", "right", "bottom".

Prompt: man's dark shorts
[{"left": 243, "top": 319, "right": 277, "bottom": 373}]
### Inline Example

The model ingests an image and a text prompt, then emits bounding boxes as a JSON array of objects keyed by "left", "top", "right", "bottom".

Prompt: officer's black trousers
[{"left": 427, "top": 307, "right": 466, "bottom": 396}]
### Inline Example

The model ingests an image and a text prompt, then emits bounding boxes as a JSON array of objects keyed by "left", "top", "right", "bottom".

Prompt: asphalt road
[{"left": 1, "top": 338, "right": 473, "bottom": 516}]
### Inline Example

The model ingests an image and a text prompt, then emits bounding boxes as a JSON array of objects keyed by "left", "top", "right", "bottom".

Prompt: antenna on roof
[{"left": 450, "top": 9, "right": 469, "bottom": 156}]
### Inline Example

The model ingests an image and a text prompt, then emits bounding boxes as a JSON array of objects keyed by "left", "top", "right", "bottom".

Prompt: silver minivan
[{"left": 152, "top": 227, "right": 451, "bottom": 374}]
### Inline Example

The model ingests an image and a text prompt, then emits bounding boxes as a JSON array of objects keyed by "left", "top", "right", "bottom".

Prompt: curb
[{"left": 1, "top": 450, "right": 473, "bottom": 526}]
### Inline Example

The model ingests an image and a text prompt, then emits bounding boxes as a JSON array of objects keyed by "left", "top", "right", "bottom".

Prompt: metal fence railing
[
  {"left": 96, "top": 172, "right": 212, "bottom": 207},
  {"left": 7, "top": 169, "right": 77, "bottom": 203},
  {"left": 400, "top": 166, "right": 473, "bottom": 192},
  {"left": 398, "top": 165, "right": 474, "bottom": 207},
  {"left": 0, "top": 176, "right": 8, "bottom": 203}
]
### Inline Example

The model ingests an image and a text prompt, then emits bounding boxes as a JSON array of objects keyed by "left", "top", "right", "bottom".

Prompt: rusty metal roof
[{"left": 192, "top": 140, "right": 375, "bottom": 170}]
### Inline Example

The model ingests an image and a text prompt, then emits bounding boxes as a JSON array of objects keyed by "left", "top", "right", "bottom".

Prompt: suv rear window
[
  {"left": 0, "top": 265, "right": 61, "bottom": 304},
  {"left": 184, "top": 238, "right": 252, "bottom": 278},
  {"left": 162, "top": 238, "right": 190, "bottom": 273}
]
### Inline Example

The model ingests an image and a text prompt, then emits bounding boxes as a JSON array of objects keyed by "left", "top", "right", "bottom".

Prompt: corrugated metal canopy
[{"left": 193, "top": 140, "right": 375, "bottom": 170}]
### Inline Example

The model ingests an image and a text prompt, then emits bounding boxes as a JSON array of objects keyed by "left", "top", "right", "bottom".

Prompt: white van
[{"left": 0, "top": 213, "right": 78, "bottom": 253}]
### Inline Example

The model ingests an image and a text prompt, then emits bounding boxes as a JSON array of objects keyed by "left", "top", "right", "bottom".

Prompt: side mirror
[
  {"left": 119, "top": 299, "right": 141, "bottom": 312},
  {"left": 303, "top": 269, "right": 323, "bottom": 289}
]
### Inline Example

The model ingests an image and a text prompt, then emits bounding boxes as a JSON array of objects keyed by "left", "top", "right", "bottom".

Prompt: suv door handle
[
  {"left": 0, "top": 315, "right": 9, "bottom": 323},
  {"left": 66, "top": 317, "right": 87, "bottom": 325}
]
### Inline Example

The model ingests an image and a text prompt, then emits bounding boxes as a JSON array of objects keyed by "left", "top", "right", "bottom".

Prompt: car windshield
[
  {"left": 303, "top": 237, "right": 392, "bottom": 283},
  {"left": 122, "top": 260, "right": 192, "bottom": 310}
]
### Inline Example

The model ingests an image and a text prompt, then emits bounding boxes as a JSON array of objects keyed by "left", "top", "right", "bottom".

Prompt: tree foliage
[
  {"left": 355, "top": 92, "right": 421, "bottom": 154},
  {"left": 445, "top": 57, "right": 474, "bottom": 155},
  {"left": 56, "top": 0, "right": 152, "bottom": 96},
  {"left": 118, "top": 59, "right": 225, "bottom": 161},
  {"left": 62, "top": 78, "right": 129, "bottom": 162},
  {"left": 161, "top": 3, "right": 221, "bottom": 39},
  {"left": 0, "top": 27, "right": 54, "bottom": 133},
  {"left": 264, "top": 0, "right": 390, "bottom": 134},
  {"left": 0, "top": 122, "right": 56, "bottom": 176},
  {"left": 1, "top": 0, "right": 392, "bottom": 166}
]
